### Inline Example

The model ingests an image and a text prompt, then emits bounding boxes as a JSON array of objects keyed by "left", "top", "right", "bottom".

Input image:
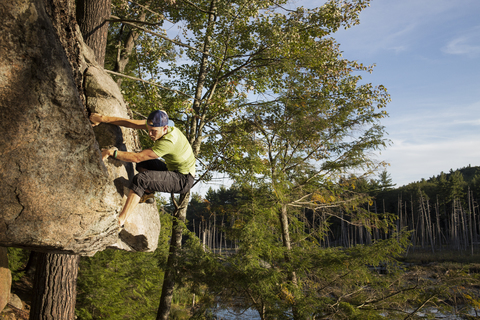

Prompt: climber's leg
[
  {"left": 118, "top": 189, "right": 141, "bottom": 226},
  {"left": 134, "top": 159, "right": 167, "bottom": 203},
  {"left": 119, "top": 160, "right": 194, "bottom": 225},
  {"left": 136, "top": 159, "right": 167, "bottom": 172}
]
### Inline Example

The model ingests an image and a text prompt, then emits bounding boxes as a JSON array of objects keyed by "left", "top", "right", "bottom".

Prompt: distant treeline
[
  {"left": 372, "top": 165, "right": 480, "bottom": 253},
  {"left": 186, "top": 165, "right": 480, "bottom": 253}
]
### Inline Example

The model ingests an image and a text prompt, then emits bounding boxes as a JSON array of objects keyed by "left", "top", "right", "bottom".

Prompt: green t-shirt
[{"left": 151, "top": 127, "right": 196, "bottom": 176}]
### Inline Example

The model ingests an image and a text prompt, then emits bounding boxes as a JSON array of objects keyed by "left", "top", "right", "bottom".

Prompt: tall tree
[
  {"left": 105, "top": 0, "right": 387, "bottom": 318},
  {"left": 225, "top": 77, "right": 390, "bottom": 317},
  {"left": 448, "top": 170, "right": 467, "bottom": 203},
  {"left": 156, "top": 193, "right": 190, "bottom": 320}
]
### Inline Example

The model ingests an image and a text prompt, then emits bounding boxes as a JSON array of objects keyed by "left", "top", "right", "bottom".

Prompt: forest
[
  {"left": 2, "top": 0, "right": 480, "bottom": 319},
  {"left": 187, "top": 165, "right": 480, "bottom": 255}
]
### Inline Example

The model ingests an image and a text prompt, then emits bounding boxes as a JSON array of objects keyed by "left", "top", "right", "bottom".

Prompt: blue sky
[
  {"left": 319, "top": 0, "right": 480, "bottom": 187},
  {"left": 192, "top": 0, "right": 480, "bottom": 195}
]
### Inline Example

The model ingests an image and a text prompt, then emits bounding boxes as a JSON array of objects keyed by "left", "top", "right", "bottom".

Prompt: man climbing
[{"left": 90, "top": 110, "right": 196, "bottom": 226}]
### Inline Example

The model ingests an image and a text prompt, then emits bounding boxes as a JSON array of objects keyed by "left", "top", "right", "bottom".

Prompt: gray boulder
[
  {"left": 0, "top": 0, "right": 160, "bottom": 256},
  {"left": 7, "top": 294, "right": 23, "bottom": 311}
]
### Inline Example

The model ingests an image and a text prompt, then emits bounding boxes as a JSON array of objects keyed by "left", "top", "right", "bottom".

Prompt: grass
[{"left": 400, "top": 247, "right": 480, "bottom": 265}]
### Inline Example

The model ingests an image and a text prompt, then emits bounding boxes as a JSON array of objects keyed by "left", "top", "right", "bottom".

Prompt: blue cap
[{"left": 147, "top": 110, "right": 168, "bottom": 127}]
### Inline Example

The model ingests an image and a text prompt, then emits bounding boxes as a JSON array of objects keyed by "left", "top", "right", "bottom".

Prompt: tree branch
[
  {"left": 180, "top": 0, "right": 215, "bottom": 14},
  {"left": 403, "top": 295, "right": 436, "bottom": 320},
  {"left": 358, "top": 284, "right": 419, "bottom": 308},
  {"left": 104, "top": 69, "right": 195, "bottom": 100},
  {"left": 126, "top": 0, "right": 174, "bottom": 23},
  {"left": 110, "top": 16, "right": 165, "bottom": 27},
  {"left": 109, "top": 15, "right": 219, "bottom": 59}
]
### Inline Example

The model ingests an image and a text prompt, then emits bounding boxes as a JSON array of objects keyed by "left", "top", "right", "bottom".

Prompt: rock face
[
  {"left": 81, "top": 58, "right": 161, "bottom": 253},
  {"left": 0, "top": 1, "right": 160, "bottom": 255}
]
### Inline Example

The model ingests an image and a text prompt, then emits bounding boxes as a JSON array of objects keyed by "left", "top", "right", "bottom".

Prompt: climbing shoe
[{"left": 140, "top": 192, "right": 155, "bottom": 204}]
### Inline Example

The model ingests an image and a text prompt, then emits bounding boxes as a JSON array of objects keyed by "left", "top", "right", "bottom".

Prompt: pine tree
[
  {"left": 186, "top": 186, "right": 410, "bottom": 319},
  {"left": 377, "top": 170, "right": 396, "bottom": 191}
]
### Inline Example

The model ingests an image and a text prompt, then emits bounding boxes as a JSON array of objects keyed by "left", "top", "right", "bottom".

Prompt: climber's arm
[
  {"left": 90, "top": 113, "right": 146, "bottom": 130},
  {"left": 101, "top": 148, "right": 158, "bottom": 163}
]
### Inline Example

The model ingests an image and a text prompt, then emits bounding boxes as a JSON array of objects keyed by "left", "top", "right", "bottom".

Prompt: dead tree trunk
[
  {"left": 435, "top": 195, "right": 441, "bottom": 246},
  {"left": 472, "top": 193, "right": 478, "bottom": 243},
  {"left": 425, "top": 198, "right": 435, "bottom": 253},
  {"left": 410, "top": 196, "right": 416, "bottom": 248},
  {"left": 418, "top": 194, "right": 425, "bottom": 248},
  {"left": 468, "top": 188, "right": 474, "bottom": 255}
]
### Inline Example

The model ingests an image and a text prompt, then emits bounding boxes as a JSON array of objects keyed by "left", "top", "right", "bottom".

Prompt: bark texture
[
  {"left": 29, "top": 252, "right": 79, "bottom": 320},
  {"left": 77, "top": 0, "right": 112, "bottom": 67}
]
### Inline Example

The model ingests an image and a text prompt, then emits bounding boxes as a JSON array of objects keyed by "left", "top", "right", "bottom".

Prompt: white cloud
[
  {"left": 379, "top": 136, "right": 480, "bottom": 186},
  {"left": 377, "top": 98, "right": 480, "bottom": 186},
  {"left": 385, "top": 98, "right": 480, "bottom": 128},
  {"left": 442, "top": 26, "right": 480, "bottom": 57},
  {"left": 453, "top": 119, "right": 480, "bottom": 126}
]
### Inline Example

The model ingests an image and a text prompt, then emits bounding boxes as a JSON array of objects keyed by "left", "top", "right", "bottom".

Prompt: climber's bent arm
[
  {"left": 90, "top": 113, "right": 146, "bottom": 130},
  {"left": 101, "top": 148, "right": 158, "bottom": 163}
]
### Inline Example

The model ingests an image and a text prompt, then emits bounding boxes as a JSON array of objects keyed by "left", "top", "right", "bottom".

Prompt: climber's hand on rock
[
  {"left": 101, "top": 149, "right": 113, "bottom": 161},
  {"left": 89, "top": 113, "right": 103, "bottom": 127}
]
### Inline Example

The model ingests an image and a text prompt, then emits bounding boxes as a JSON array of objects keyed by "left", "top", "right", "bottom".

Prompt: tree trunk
[
  {"left": 278, "top": 204, "right": 303, "bottom": 319},
  {"left": 410, "top": 196, "right": 416, "bottom": 248},
  {"left": 113, "top": 7, "right": 148, "bottom": 78},
  {"left": 397, "top": 193, "right": 402, "bottom": 238},
  {"left": 188, "top": 0, "right": 217, "bottom": 151},
  {"left": 468, "top": 189, "right": 474, "bottom": 255},
  {"left": 157, "top": 1, "right": 216, "bottom": 318},
  {"left": 29, "top": 252, "right": 79, "bottom": 320},
  {"left": 279, "top": 205, "right": 297, "bottom": 281},
  {"left": 472, "top": 192, "right": 478, "bottom": 243},
  {"left": 425, "top": 199, "right": 435, "bottom": 253},
  {"left": 77, "top": 0, "right": 112, "bottom": 66},
  {"left": 436, "top": 195, "right": 441, "bottom": 246},
  {"left": 156, "top": 192, "right": 190, "bottom": 320},
  {"left": 112, "top": 2, "right": 152, "bottom": 86}
]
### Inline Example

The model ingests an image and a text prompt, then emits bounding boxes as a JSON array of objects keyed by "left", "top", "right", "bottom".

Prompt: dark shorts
[{"left": 129, "top": 159, "right": 194, "bottom": 197}]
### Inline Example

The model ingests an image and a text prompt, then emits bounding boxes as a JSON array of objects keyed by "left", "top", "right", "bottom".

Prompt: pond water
[
  {"left": 212, "top": 307, "right": 261, "bottom": 320},
  {"left": 211, "top": 306, "right": 478, "bottom": 319},
  {"left": 402, "top": 307, "right": 478, "bottom": 319}
]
